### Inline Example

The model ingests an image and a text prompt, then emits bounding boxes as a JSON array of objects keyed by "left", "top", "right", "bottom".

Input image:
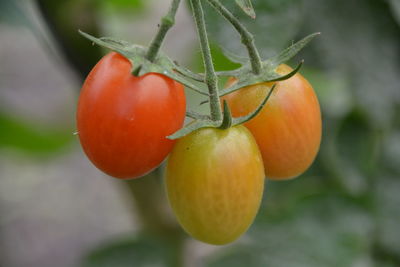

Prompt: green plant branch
[
  {"left": 190, "top": 0, "right": 223, "bottom": 122},
  {"left": 146, "top": 0, "right": 181, "bottom": 62},
  {"left": 206, "top": 0, "right": 262, "bottom": 75},
  {"left": 125, "top": 169, "right": 185, "bottom": 267}
]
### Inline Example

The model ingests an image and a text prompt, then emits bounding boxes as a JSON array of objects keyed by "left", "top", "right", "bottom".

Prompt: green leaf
[
  {"left": 206, "top": 195, "right": 373, "bottom": 267},
  {"left": 220, "top": 46, "right": 249, "bottom": 64},
  {"left": 102, "top": 0, "right": 144, "bottom": 10},
  {"left": 235, "top": 0, "right": 256, "bottom": 19},
  {"left": 0, "top": 112, "right": 73, "bottom": 156},
  {"left": 191, "top": 42, "right": 241, "bottom": 73},
  {"left": 375, "top": 175, "right": 400, "bottom": 259},
  {"left": 81, "top": 236, "right": 170, "bottom": 267}
]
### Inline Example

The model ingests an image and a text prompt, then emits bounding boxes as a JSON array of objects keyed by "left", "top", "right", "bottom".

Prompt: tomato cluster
[{"left": 77, "top": 53, "right": 321, "bottom": 245}]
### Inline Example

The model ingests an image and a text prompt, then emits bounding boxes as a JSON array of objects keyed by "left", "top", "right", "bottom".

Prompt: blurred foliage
[
  {"left": 0, "top": 112, "right": 73, "bottom": 156},
  {"left": 82, "top": 235, "right": 172, "bottom": 267},
  {"left": 2, "top": 0, "right": 400, "bottom": 266},
  {"left": 191, "top": 42, "right": 241, "bottom": 72},
  {"left": 99, "top": 0, "right": 144, "bottom": 11}
]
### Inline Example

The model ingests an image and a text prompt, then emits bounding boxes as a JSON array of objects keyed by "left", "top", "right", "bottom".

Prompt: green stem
[
  {"left": 190, "top": 0, "right": 223, "bottom": 122},
  {"left": 206, "top": 0, "right": 262, "bottom": 75},
  {"left": 146, "top": 0, "right": 181, "bottom": 62},
  {"left": 125, "top": 169, "right": 185, "bottom": 267}
]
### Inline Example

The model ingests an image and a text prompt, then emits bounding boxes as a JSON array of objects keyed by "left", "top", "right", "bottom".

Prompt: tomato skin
[
  {"left": 165, "top": 126, "right": 264, "bottom": 245},
  {"left": 222, "top": 64, "right": 321, "bottom": 180},
  {"left": 77, "top": 52, "right": 186, "bottom": 179}
]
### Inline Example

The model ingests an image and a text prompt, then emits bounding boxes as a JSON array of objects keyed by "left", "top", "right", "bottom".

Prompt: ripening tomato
[
  {"left": 222, "top": 64, "right": 321, "bottom": 180},
  {"left": 77, "top": 52, "right": 186, "bottom": 179},
  {"left": 165, "top": 126, "right": 265, "bottom": 245}
]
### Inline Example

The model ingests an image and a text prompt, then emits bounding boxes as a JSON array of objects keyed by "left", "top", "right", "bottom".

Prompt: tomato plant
[
  {"left": 222, "top": 64, "right": 322, "bottom": 180},
  {"left": 77, "top": 0, "right": 320, "bottom": 248},
  {"left": 77, "top": 52, "right": 186, "bottom": 179},
  {"left": 165, "top": 126, "right": 265, "bottom": 245}
]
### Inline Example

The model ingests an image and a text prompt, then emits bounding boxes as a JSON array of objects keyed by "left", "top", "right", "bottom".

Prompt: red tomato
[
  {"left": 165, "top": 126, "right": 265, "bottom": 245},
  {"left": 77, "top": 52, "right": 186, "bottom": 179},
  {"left": 222, "top": 64, "right": 321, "bottom": 180}
]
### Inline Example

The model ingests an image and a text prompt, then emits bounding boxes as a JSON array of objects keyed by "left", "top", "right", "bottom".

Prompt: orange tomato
[{"left": 222, "top": 64, "right": 321, "bottom": 180}]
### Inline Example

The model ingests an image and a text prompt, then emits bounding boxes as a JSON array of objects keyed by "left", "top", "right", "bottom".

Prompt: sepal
[
  {"left": 235, "top": 0, "right": 256, "bottom": 19},
  {"left": 79, "top": 30, "right": 209, "bottom": 96}
]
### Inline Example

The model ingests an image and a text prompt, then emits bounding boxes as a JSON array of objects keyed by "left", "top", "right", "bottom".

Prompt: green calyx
[
  {"left": 235, "top": 0, "right": 256, "bottom": 19},
  {"left": 168, "top": 84, "right": 276, "bottom": 139},
  {"left": 168, "top": 33, "right": 319, "bottom": 140},
  {"left": 79, "top": 31, "right": 209, "bottom": 97}
]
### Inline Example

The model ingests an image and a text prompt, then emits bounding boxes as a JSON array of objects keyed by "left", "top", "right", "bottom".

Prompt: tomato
[
  {"left": 222, "top": 64, "right": 321, "bottom": 180},
  {"left": 77, "top": 52, "right": 186, "bottom": 179},
  {"left": 165, "top": 126, "right": 264, "bottom": 245}
]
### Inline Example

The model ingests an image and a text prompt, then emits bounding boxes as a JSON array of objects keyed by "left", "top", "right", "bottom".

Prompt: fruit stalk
[
  {"left": 206, "top": 0, "right": 262, "bottom": 75},
  {"left": 146, "top": 0, "right": 181, "bottom": 62},
  {"left": 190, "top": 0, "right": 223, "bottom": 122}
]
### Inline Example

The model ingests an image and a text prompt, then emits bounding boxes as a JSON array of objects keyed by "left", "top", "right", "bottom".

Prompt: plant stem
[
  {"left": 125, "top": 169, "right": 185, "bottom": 267},
  {"left": 190, "top": 0, "right": 223, "bottom": 122},
  {"left": 146, "top": 0, "right": 181, "bottom": 62},
  {"left": 206, "top": 0, "right": 262, "bottom": 75}
]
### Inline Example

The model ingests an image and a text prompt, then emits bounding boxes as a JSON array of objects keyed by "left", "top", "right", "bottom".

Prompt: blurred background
[{"left": 1, "top": 0, "right": 400, "bottom": 266}]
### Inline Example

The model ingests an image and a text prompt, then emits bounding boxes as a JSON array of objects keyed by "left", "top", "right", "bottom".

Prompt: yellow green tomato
[{"left": 165, "top": 125, "right": 265, "bottom": 245}]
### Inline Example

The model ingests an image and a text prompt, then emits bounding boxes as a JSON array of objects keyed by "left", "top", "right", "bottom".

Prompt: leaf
[
  {"left": 81, "top": 235, "right": 170, "bottom": 267},
  {"left": 191, "top": 42, "right": 241, "bottom": 73},
  {"left": 375, "top": 175, "right": 400, "bottom": 258},
  {"left": 220, "top": 46, "right": 249, "bottom": 64},
  {"left": 206, "top": 195, "right": 374, "bottom": 267},
  {"left": 0, "top": 112, "right": 73, "bottom": 156},
  {"left": 101, "top": 0, "right": 144, "bottom": 10},
  {"left": 235, "top": 0, "right": 256, "bottom": 19}
]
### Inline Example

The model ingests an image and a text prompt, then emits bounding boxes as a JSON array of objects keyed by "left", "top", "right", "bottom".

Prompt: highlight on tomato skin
[
  {"left": 222, "top": 64, "right": 322, "bottom": 180},
  {"left": 165, "top": 126, "right": 265, "bottom": 245},
  {"left": 76, "top": 52, "right": 186, "bottom": 179}
]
